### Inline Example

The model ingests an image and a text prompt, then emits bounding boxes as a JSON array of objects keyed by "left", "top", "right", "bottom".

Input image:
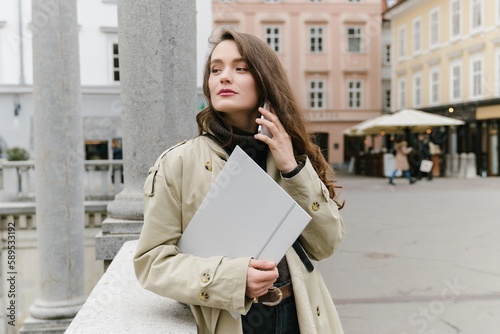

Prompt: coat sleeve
[
  {"left": 279, "top": 157, "right": 344, "bottom": 261},
  {"left": 133, "top": 151, "right": 253, "bottom": 315}
]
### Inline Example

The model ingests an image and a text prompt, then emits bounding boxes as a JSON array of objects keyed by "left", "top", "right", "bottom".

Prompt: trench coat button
[
  {"left": 199, "top": 292, "right": 209, "bottom": 301},
  {"left": 201, "top": 272, "right": 210, "bottom": 283},
  {"left": 316, "top": 306, "right": 321, "bottom": 316},
  {"left": 204, "top": 161, "right": 212, "bottom": 171},
  {"left": 312, "top": 202, "right": 320, "bottom": 211}
]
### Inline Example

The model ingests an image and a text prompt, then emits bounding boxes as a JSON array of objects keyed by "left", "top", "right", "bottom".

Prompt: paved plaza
[{"left": 316, "top": 174, "right": 500, "bottom": 334}]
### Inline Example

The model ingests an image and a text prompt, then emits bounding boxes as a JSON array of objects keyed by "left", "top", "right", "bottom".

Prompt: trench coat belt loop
[{"left": 253, "top": 282, "right": 293, "bottom": 306}]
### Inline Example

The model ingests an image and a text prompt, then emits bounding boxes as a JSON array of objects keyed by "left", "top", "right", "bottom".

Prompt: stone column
[
  {"left": 497, "top": 120, "right": 500, "bottom": 175},
  {"left": 450, "top": 127, "right": 458, "bottom": 155},
  {"left": 95, "top": 0, "right": 197, "bottom": 264},
  {"left": 448, "top": 126, "right": 458, "bottom": 177},
  {"left": 21, "top": 0, "right": 85, "bottom": 332}
]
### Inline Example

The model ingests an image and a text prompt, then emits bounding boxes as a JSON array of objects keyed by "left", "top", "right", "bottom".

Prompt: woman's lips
[{"left": 218, "top": 89, "right": 236, "bottom": 96}]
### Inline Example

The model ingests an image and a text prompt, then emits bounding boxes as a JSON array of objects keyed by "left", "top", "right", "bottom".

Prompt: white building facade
[
  {"left": 0, "top": 0, "right": 212, "bottom": 160},
  {"left": 0, "top": 0, "right": 123, "bottom": 160}
]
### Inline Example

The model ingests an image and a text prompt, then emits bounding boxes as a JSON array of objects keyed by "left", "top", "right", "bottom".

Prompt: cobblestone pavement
[{"left": 316, "top": 174, "right": 500, "bottom": 334}]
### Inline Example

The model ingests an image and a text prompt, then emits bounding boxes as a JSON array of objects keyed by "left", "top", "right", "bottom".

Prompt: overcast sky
[{"left": 196, "top": 0, "right": 212, "bottom": 87}]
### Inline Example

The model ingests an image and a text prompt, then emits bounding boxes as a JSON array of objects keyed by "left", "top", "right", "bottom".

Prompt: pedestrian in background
[
  {"left": 416, "top": 133, "right": 432, "bottom": 181},
  {"left": 133, "top": 29, "right": 345, "bottom": 334},
  {"left": 389, "top": 135, "right": 416, "bottom": 185}
]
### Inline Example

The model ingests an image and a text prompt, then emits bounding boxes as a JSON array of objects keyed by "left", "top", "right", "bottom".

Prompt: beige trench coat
[{"left": 134, "top": 135, "right": 345, "bottom": 334}]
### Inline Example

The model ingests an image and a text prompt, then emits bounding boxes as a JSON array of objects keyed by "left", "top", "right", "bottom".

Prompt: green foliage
[{"left": 6, "top": 147, "right": 30, "bottom": 161}]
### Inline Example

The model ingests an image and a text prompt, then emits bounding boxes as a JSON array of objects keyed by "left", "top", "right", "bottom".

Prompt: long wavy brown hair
[{"left": 197, "top": 29, "right": 343, "bottom": 208}]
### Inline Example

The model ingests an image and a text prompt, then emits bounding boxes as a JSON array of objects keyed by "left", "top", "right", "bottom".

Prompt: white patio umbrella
[
  {"left": 343, "top": 114, "right": 393, "bottom": 136},
  {"left": 363, "top": 109, "right": 465, "bottom": 134}
]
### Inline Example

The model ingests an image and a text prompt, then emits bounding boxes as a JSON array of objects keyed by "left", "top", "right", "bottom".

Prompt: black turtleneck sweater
[{"left": 208, "top": 117, "right": 268, "bottom": 170}]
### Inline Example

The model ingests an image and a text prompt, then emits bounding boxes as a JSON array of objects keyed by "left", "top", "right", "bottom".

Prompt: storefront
[
  {"left": 476, "top": 105, "right": 500, "bottom": 176},
  {"left": 419, "top": 99, "right": 500, "bottom": 177}
]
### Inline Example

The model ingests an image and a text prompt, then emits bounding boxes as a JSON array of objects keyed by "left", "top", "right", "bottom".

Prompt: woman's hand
[
  {"left": 245, "top": 259, "right": 278, "bottom": 299},
  {"left": 255, "top": 106, "right": 298, "bottom": 173}
]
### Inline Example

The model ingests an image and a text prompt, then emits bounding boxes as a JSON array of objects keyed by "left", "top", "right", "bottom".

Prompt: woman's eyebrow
[{"left": 210, "top": 57, "right": 246, "bottom": 65}]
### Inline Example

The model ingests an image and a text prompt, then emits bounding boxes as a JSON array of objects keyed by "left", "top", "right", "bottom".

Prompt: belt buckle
[{"left": 262, "top": 287, "right": 283, "bottom": 307}]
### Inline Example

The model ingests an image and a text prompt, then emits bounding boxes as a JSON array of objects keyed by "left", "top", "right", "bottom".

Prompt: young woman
[{"left": 134, "top": 29, "right": 345, "bottom": 334}]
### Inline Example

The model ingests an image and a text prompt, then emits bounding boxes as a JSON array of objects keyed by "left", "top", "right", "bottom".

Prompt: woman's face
[{"left": 208, "top": 39, "right": 259, "bottom": 131}]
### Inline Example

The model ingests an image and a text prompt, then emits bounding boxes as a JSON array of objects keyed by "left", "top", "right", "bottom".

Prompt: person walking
[
  {"left": 416, "top": 133, "right": 433, "bottom": 181},
  {"left": 389, "top": 135, "right": 416, "bottom": 185},
  {"left": 133, "top": 29, "right": 345, "bottom": 333}
]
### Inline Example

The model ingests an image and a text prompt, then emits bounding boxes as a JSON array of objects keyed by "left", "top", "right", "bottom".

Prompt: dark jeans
[{"left": 242, "top": 295, "right": 300, "bottom": 334}]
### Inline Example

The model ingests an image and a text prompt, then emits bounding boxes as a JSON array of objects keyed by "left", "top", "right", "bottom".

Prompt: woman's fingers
[
  {"left": 245, "top": 261, "right": 278, "bottom": 299},
  {"left": 249, "top": 259, "right": 276, "bottom": 270},
  {"left": 258, "top": 106, "right": 284, "bottom": 132}
]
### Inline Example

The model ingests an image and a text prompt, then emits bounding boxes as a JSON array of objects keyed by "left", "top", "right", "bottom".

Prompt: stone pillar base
[
  {"left": 19, "top": 317, "right": 73, "bottom": 334},
  {"left": 106, "top": 191, "right": 144, "bottom": 220},
  {"left": 95, "top": 217, "right": 143, "bottom": 266},
  {"left": 28, "top": 298, "right": 85, "bottom": 321}
]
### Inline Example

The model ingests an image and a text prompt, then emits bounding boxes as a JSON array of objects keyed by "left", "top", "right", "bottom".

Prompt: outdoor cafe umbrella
[
  {"left": 347, "top": 109, "right": 465, "bottom": 136},
  {"left": 343, "top": 114, "right": 392, "bottom": 136}
]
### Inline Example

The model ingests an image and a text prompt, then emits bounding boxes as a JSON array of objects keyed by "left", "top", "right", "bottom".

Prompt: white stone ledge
[{"left": 66, "top": 240, "right": 197, "bottom": 334}]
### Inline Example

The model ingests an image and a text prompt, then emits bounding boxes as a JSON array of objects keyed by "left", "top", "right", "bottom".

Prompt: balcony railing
[{"left": 0, "top": 159, "right": 123, "bottom": 202}]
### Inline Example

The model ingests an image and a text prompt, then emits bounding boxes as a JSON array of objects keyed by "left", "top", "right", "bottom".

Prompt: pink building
[{"left": 212, "top": 0, "right": 384, "bottom": 166}]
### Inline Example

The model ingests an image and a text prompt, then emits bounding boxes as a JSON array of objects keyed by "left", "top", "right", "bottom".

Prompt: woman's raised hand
[{"left": 255, "top": 106, "right": 298, "bottom": 173}]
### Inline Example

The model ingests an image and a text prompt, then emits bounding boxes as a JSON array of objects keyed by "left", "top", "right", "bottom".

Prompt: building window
[
  {"left": 309, "top": 26, "right": 324, "bottom": 53},
  {"left": 347, "top": 26, "right": 362, "bottom": 53},
  {"left": 85, "top": 140, "right": 109, "bottom": 160},
  {"left": 470, "top": 56, "right": 483, "bottom": 98},
  {"left": 413, "top": 73, "right": 422, "bottom": 107},
  {"left": 309, "top": 80, "right": 325, "bottom": 109},
  {"left": 450, "top": 62, "right": 461, "bottom": 101},
  {"left": 219, "top": 0, "right": 235, "bottom": 2},
  {"left": 398, "top": 26, "right": 406, "bottom": 59},
  {"left": 451, "top": 0, "right": 462, "bottom": 39},
  {"left": 398, "top": 78, "right": 406, "bottom": 109},
  {"left": 347, "top": 80, "right": 362, "bottom": 109},
  {"left": 471, "top": 0, "right": 483, "bottom": 32},
  {"left": 111, "top": 138, "right": 123, "bottom": 159},
  {"left": 429, "top": 8, "right": 440, "bottom": 48},
  {"left": 309, "top": 0, "right": 324, "bottom": 2},
  {"left": 384, "top": 44, "right": 391, "bottom": 64},
  {"left": 385, "top": 89, "right": 391, "bottom": 109},
  {"left": 112, "top": 43, "right": 120, "bottom": 82},
  {"left": 430, "top": 68, "right": 440, "bottom": 104},
  {"left": 348, "top": 0, "right": 362, "bottom": 2},
  {"left": 413, "top": 18, "right": 422, "bottom": 54},
  {"left": 264, "top": 0, "right": 281, "bottom": 3},
  {"left": 264, "top": 26, "right": 281, "bottom": 52}
]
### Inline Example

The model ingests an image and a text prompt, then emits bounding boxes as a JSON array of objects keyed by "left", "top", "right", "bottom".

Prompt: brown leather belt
[{"left": 253, "top": 282, "right": 293, "bottom": 306}]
